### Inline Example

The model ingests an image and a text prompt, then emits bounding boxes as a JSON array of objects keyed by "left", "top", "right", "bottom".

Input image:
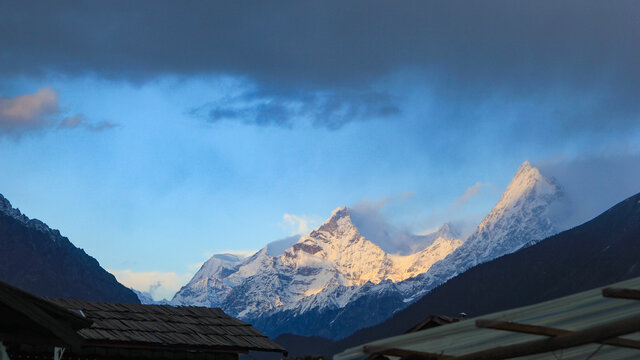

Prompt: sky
[{"left": 1, "top": 1, "right": 639, "bottom": 300}]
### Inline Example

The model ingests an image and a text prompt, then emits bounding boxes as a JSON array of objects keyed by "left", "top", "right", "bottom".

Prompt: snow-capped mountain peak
[
  {"left": 172, "top": 161, "right": 573, "bottom": 340},
  {"left": 415, "top": 161, "right": 565, "bottom": 292},
  {"left": 314, "top": 206, "right": 357, "bottom": 237},
  {"left": 173, "top": 206, "right": 462, "bottom": 318},
  {"left": 283, "top": 206, "right": 387, "bottom": 286},
  {"left": 482, "top": 161, "right": 555, "bottom": 220},
  {"left": 190, "top": 253, "right": 247, "bottom": 284},
  {"left": 476, "top": 161, "right": 562, "bottom": 237}
]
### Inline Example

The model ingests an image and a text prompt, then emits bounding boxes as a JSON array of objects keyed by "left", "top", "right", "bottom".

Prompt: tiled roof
[
  {"left": 50, "top": 299, "right": 286, "bottom": 354},
  {"left": 0, "top": 280, "right": 91, "bottom": 348}
]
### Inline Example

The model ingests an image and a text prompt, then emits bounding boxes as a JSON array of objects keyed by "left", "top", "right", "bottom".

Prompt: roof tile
[{"left": 49, "top": 299, "right": 285, "bottom": 353}]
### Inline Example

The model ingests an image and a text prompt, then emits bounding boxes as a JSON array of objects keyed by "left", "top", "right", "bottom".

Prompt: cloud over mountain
[{"left": 538, "top": 153, "right": 640, "bottom": 230}]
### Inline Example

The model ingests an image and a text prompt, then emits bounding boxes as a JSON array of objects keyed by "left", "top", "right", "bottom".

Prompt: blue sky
[{"left": 1, "top": 1, "right": 639, "bottom": 299}]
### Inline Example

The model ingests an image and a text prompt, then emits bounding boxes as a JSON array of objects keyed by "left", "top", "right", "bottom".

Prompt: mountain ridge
[
  {"left": 287, "top": 190, "right": 640, "bottom": 357},
  {"left": 173, "top": 206, "right": 463, "bottom": 337},
  {"left": 0, "top": 193, "right": 140, "bottom": 304},
  {"left": 413, "top": 161, "right": 563, "bottom": 288},
  {"left": 175, "top": 161, "right": 569, "bottom": 340}
]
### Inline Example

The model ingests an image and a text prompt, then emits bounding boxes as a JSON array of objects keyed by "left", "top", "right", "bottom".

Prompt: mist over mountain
[
  {"left": 539, "top": 153, "right": 640, "bottom": 230},
  {"left": 265, "top": 235, "right": 300, "bottom": 257}
]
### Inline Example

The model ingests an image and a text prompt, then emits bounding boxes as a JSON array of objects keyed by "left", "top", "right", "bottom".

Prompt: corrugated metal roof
[{"left": 335, "top": 277, "right": 640, "bottom": 360}]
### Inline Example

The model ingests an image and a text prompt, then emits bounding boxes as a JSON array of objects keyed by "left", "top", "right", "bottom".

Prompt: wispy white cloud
[
  {"left": 0, "top": 87, "right": 118, "bottom": 135},
  {"left": 109, "top": 269, "right": 192, "bottom": 301},
  {"left": 187, "top": 249, "right": 255, "bottom": 272},
  {"left": 187, "top": 262, "right": 205, "bottom": 272},
  {"left": 352, "top": 191, "right": 414, "bottom": 214},
  {"left": 413, "top": 182, "right": 498, "bottom": 239},
  {"left": 456, "top": 182, "right": 489, "bottom": 206},
  {"left": 281, "top": 213, "right": 322, "bottom": 235},
  {"left": 539, "top": 152, "right": 640, "bottom": 230},
  {"left": 216, "top": 249, "right": 257, "bottom": 257},
  {"left": 350, "top": 191, "right": 422, "bottom": 254}
]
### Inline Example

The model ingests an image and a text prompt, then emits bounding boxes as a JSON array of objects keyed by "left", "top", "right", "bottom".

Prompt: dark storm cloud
[
  {"left": 1, "top": 1, "right": 639, "bottom": 129},
  {"left": 204, "top": 102, "right": 293, "bottom": 128},
  {"left": 192, "top": 90, "right": 400, "bottom": 130}
]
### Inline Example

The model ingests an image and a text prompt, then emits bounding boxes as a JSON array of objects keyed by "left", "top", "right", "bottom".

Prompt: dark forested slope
[{"left": 0, "top": 194, "right": 139, "bottom": 303}]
